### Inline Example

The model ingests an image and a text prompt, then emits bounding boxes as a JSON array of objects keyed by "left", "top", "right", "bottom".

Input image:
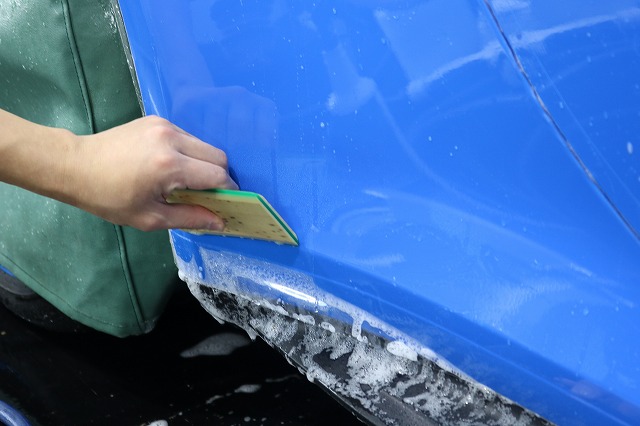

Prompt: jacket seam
[
  {"left": 113, "top": 225, "right": 147, "bottom": 333},
  {"left": 60, "top": 0, "right": 95, "bottom": 133}
]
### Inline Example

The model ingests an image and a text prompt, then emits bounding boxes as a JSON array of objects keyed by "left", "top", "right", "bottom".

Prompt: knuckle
[
  {"left": 211, "top": 165, "right": 229, "bottom": 184},
  {"left": 146, "top": 118, "right": 176, "bottom": 143},
  {"left": 152, "top": 151, "right": 180, "bottom": 170},
  {"left": 216, "top": 150, "right": 229, "bottom": 169},
  {"left": 150, "top": 125, "right": 175, "bottom": 144},
  {"left": 145, "top": 115, "right": 169, "bottom": 126}
]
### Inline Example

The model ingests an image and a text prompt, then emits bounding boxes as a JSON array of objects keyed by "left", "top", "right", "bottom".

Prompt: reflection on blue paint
[
  {"left": 118, "top": 0, "right": 640, "bottom": 424},
  {"left": 486, "top": 0, "right": 640, "bottom": 237}
]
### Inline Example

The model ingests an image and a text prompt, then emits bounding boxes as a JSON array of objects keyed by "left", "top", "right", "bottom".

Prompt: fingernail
[{"left": 208, "top": 218, "right": 225, "bottom": 231}]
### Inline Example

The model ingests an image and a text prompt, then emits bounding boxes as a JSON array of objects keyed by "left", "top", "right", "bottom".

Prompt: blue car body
[{"left": 116, "top": 1, "right": 640, "bottom": 424}]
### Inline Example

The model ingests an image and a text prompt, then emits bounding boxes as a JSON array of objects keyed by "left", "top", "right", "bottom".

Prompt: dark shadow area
[{"left": 0, "top": 284, "right": 362, "bottom": 425}]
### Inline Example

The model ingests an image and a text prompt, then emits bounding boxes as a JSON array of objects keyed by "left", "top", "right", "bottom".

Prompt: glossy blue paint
[
  {"left": 486, "top": 0, "right": 640, "bottom": 237},
  {"left": 118, "top": 0, "right": 640, "bottom": 424}
]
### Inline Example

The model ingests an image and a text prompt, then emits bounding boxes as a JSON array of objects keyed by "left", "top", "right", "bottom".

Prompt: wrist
[{"left": 48, "top": 128, "right": 84, "bottom": 207}]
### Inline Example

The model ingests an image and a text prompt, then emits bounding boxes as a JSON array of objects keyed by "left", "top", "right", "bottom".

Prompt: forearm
[{"left": 0, "top": 109, "right": 81, "bottom": 205}]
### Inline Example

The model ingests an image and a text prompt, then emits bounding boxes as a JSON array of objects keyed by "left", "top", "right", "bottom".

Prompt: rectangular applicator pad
[{"left": 166, "top": 189, "right": 299, "bottom": 246}]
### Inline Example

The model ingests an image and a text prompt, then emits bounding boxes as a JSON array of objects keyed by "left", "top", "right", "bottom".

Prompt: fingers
[
  {"left": 178, "top": 156, "right": 239, "bottom": 191},
  {"left": 142, "top": 115, "right": 229, "bottom": 171},
  {"left": 175, "top": 133, "right": 230, "bottom": 171},
  {"left": 73, "top": 116, "right": 240, "bottom": 232},
  {"left": 156, "top": 117, "right": 238, "bottom": 190},
  {"left": 155, "top": 202, "right": 226, "bottom": 232}
]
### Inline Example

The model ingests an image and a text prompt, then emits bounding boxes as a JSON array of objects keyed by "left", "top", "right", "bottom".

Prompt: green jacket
[{"left": 0, "top": 0, "right": 177, "bottom": 337}]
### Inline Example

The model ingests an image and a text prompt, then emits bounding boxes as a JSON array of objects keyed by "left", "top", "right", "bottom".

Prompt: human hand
[{"left": 69, "top": 115, "right": 238, "bottom": 231}]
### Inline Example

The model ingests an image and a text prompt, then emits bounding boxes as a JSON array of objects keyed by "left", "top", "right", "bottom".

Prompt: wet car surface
[{"left": 117, "top": 1, "right": 640, "bottom": 423}]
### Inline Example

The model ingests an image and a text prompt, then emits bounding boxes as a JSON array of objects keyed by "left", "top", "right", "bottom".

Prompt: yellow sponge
[{"left": 166, "top": 189, "right": 298, "bottom": 246}]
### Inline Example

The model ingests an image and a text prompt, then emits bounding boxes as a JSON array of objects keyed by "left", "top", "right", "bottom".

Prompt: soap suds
[{"left": 174, "top": 247, "right": 550, "bottom": 426}]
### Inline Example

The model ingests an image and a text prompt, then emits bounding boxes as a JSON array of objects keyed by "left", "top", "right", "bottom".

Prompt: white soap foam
[{"left": 175, "top": 248, "right": 544, "bottom": 425}]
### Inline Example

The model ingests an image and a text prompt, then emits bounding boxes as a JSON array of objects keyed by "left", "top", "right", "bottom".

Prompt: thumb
[{"left": 161, "top": 203, "right": 225, "bottom": 231}]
